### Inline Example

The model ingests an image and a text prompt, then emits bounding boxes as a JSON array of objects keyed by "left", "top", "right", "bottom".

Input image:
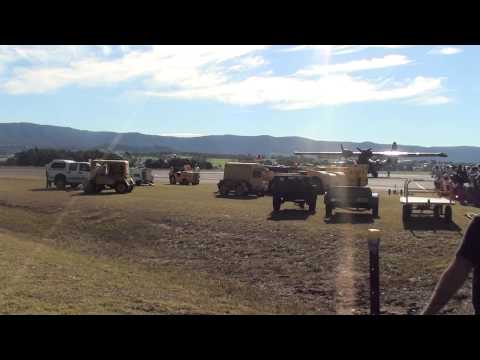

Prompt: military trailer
[
  {"left": 83, "top": 159, "right": 135, "bottom": 194},
  {"left": 324, "top": 185, "right": 379, "bottom": 218},
  {"left": 131, "top": 167, "right": 154, "bottom": 186},
  {"left": 401, "top": 179, "right": 454, "bottom": 223},
  {"left": 270, "top": 173, "right": 318, "bottom": 213},
  {"left": 217, "top": 162, "right": 269, "bottom": 196}
]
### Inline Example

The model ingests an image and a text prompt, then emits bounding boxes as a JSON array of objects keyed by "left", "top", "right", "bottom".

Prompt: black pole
[{"left": 368, "top": 231, "right": 381, "bottom": 315}]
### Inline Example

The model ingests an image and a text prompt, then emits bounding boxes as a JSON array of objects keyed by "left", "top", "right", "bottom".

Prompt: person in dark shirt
[{"left": 423, "top": 215, "right": 480, "bottom": 314}]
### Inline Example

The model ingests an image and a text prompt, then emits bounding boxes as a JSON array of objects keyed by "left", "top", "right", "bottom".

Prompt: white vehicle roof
[{"left": 48, "top": 159, "right": 76, "bottom": 164}]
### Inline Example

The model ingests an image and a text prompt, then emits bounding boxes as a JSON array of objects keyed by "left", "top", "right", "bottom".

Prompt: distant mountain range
[{"left": 0, "top": 122, "right": 479, "bottom": 163}]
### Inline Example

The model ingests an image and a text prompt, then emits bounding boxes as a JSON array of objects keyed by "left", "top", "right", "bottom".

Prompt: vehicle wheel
[
  {"left": 84, "top": 181, "right": 95, "bottom": 194},
  {"left": 273, "top": 195, "right": 281, "bottom": 212},
  {"left": 219, "top": 184, "right": 228, "bottom": 196},
  {"left": 115, "top": 181, "right": 128, "bottom": 194},
  {"left": 433, "top": 205, "right": 441, "bottom": 220},
  {"left": 372, "top": 198, "right": 379, "bottom": 218},
  {"left": 325, "top": 203, "right": 333, "bottom": 218},
  {"left": 372, "top": 203, "right": 379, "bottom": 218},
  {"left": 169, "top": 176, "right": 176, "bottom": 185},
  {"left": 444, "top": 205, "right": 453, "bottom": 223},
  {"left": 402, "top": 205, "right": 411, "bottom": 222},
  {"left": 127, "top": 184, "right": 134, "bottom": 193},
  {"left": 235, "top": 183, "right": 247, "bottom": 196},
  {"left": 309, "top": 197, "right": 317, "bottom": 213},
  {"left": 54, "top": 175, "right": 66, "bottom": 190},
  {"left": 311, "top": 177, "right": 324, "bottom": 195}
]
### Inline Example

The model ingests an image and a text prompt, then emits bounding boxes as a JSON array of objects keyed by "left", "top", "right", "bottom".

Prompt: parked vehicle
[
  {"left": 46, "top": 159, "right": 91, "bottom": 190},
  {"left": 83, "top": 159, "right": 135, "bottom": 194},
  {"left": 217, "top": 162, "right": 269, "bottom": 196},
  {"left": 270, "top": 173, "right": 318, "bottom": 213}
]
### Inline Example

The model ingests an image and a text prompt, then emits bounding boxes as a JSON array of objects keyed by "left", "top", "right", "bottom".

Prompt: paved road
[{"left": 0, "top": 166, "right": 434, "bottom": 192}]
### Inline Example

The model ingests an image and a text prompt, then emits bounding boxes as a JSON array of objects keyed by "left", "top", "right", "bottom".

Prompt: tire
[
  {"left": 309, "top": 196, "right": 317, "bottom": 213},
  {"left": 235, "top": 183, "right": 247, "bottom": 196},
  {"left": 115, "top": 181, "right": 128, "bottom": 194},
  {"left": 127, "top": 184, "right": 134, "bottom": 193},
  {"left": 372, "top": 198, "right": 379, "bottom": 218},
  {"left": 325, "top": 203, "right": 333, "bottom": 218},
  {"left": 273, "top": 195, "right": 281, "bottom": 212},
  {"left": 444, "top": 206, "right": 453, "bottom": 223},
  {"left": 311, "top": 177, "right": 324, "bottom": 195},
  {"left": 54, "top": 175, "right": 66, "bottom": 190},
  {"left": 169, "top": 176, "right": 176, "bottom": 185},
  {"left": 219, "top": 184, "right": 228, "bottom": 196},
  {"left": 84, "top": 181, "right": 95, "bottom": 194},
  {"left": 402, "top": 205, "right": 411, "bottom": 222}
]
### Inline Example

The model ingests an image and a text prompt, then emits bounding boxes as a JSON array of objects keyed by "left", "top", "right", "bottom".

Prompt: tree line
[
  {"left": 3, "top": 148, "right": 124, "bottom": 166},
  {"left": 2, "top": 147, "right": 215, "bottom": 170}
]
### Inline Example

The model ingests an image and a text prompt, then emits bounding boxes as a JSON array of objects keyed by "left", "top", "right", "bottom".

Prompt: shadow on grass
[
  {"left": 268, "top": 209, "right": 313, "bottom": 221},
  {"left": 214, "top": 193, "right": 259, "bottom": 200},
  {"left": 30, "top": 188, "right": 81, "bottom": 192},
  {"left": 403, "top": 216, "right": 461, "bottom": 232},
  {"left": 325, "top": 212, "right": 375, "bottom": 224},
  {"left": 71, "top": 191, "right": 121, "bottom": 197}
]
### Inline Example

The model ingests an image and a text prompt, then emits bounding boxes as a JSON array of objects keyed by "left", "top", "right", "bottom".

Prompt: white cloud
[
  {"left": 0, "top": 45, "right": 447, "bottom": 110},
  {"left": 1, "top": 45, "right": 269, "bottom": 94},
  {"left": 143, "top": 75, "right": 443, "bottom": 110},
  {"left": 285, "top": 45, "right": 410, "bottom": 55},
  {"left": 296, "top": 55, "right": 412, "bottom": 76},
  {"left": 429, "top": 47, "right": 463, "bottom": 55},
  {"left": 229, "top": 56, "right": 267, "bottom": 71},
  {"left": 413, "top": 95, "right": 452, "bottom": 105}
]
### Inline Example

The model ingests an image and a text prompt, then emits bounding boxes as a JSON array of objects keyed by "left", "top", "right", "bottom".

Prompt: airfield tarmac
[{"left": 0, "top": 167, "right": 435, "bottom": 192}]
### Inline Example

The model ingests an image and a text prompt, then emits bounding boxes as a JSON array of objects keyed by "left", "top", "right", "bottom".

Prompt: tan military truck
[
  {"left": 83, "top": 159, "right": 135, "bottom": 194},
  {"left": 301, "top": 164, "right": 369, "bottom": 194},
  {"left": 217, "top": 162, "right": 270, "bottom": 196},
  {"left": 169, "top": 164, "right": 200, "bottom": 185}
]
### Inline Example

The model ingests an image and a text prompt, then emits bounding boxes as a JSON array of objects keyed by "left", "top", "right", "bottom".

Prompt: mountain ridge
[{"left": 0, "top": 122, "right": 478, "bottom": 162}]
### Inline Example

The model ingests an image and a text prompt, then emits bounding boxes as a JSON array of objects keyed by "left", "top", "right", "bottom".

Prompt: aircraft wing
[
  {"left": 294, "top": 151, "right": 361, "bottom": 157},
  {"left": 370, "top": 151, "right": 448, "bottom": 158}
]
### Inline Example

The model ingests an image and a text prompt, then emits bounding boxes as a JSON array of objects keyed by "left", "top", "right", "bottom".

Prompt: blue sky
[{"left": 0, "top": 45, "right": 476, "bottom": 146}]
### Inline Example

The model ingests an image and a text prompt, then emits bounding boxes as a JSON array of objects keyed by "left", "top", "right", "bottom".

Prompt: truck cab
[{"left": 46, "top": 159, "right": 91, "bottom": 190}]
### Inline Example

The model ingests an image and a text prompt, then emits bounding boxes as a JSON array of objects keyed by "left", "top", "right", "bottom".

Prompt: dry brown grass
[{"left": 0, "top": 175, "right": 477, "bottom": 314}]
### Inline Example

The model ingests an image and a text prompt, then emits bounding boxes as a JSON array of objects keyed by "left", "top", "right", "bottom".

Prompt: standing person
[
  {"left": 422, "top": 215, "right": 480, "bottom": 314},
  {"left": 45, "top": 168, "right": 51, "bottom": 188}
]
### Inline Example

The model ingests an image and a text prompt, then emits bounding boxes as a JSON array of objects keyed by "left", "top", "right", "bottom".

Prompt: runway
[{"left": 0, "top": 167, "right": 435, "bottom": 192}]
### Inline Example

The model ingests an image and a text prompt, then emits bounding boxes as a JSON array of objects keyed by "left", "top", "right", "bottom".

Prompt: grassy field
[{"left": 0, "top": 175, "right": 477, "bottom": 314}]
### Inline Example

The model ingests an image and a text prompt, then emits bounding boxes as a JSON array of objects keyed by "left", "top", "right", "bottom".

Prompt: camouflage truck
[
  {"left": 83, "top": 159, "right": 135, "bottom": 194},
  {"left": 301, "top": 164, "right": 369, "bottom": 194},
  {"left": 169, "top": 164, "right": 200, "bottom": 185},
  {"left": 217, "top": 162, "right": 269, "bottom": 196}
]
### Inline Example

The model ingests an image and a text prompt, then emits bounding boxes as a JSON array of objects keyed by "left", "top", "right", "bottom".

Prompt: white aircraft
[{"left": 294, "top": 142, "right": 448, "bottom": 177}]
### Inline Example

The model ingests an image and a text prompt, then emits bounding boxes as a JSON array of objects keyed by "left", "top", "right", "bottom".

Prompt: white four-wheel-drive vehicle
[{"left": 46, "top": 159, "right": 91, "bottom": 190}]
